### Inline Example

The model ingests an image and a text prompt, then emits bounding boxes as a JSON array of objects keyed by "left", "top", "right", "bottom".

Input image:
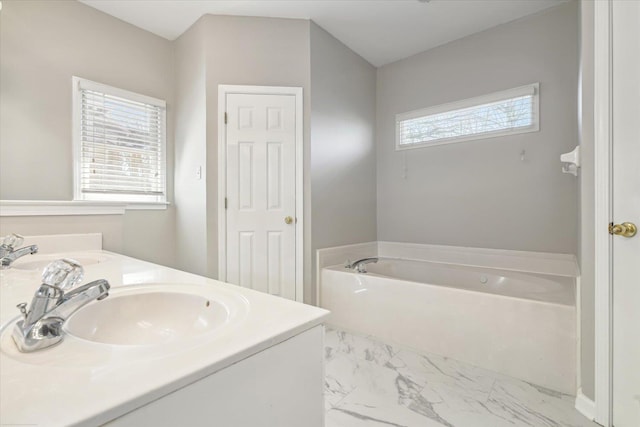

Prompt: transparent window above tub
[
  {"left": 395, "top": 83, "right": 539, "bottom": 150},
  {"left": 72, "top": 76, "right": 167, "bottom": 205}
]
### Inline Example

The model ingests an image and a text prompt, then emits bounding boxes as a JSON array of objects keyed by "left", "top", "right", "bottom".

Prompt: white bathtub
[{"left": 320, "top": 258, "right": 576, "bottom": 394}]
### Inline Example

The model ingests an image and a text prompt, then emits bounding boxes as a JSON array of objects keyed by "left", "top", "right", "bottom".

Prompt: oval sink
[
  {"left": 0, "top": 283, "right": 249, "bottom": 367},
  {"left": 11, "top": 253, "right": 110, "bottom": 272},
  {"left": 64, "top": 289, "right": 234, "bottom": 346}
]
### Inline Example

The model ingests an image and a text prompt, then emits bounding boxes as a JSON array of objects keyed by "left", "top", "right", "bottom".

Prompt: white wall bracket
[{"left": 561, "top": 145, "right": 581, "bottom": 176}]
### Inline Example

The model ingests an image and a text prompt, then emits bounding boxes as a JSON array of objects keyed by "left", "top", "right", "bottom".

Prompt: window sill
[
  {"left": 0, "top": 200, "right": 169, "bottom": 216},
  {"left": 122, "top": 202, "right": 169, "bottom": 211}
]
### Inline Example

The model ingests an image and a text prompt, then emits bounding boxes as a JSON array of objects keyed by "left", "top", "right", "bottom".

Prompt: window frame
[
  {"left": 72, "top": 76, "right": 168, "bottom": 207},
  {"left": 395, "top": 83, "right": 540, "bottom": 151}
]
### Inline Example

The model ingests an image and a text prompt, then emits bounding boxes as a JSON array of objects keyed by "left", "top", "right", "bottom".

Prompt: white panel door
[
  {"left": 225, "top": 93, "right": 297, "bottom": 300},
  {"left": 612, "top": 2, "right": 640, "bottom": 426}
]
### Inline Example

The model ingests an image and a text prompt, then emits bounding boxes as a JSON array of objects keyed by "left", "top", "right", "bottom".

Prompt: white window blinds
[
  {"left": 73, "top": 77, "right": 166, "bottom": 203},
  {"left": 396, "top": 83, "right": 539, "bottom": 150}
]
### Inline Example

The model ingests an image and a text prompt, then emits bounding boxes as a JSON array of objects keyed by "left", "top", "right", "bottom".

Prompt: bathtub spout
[{"left": 346, "top": 257, "right": 378, "bottom": 273}]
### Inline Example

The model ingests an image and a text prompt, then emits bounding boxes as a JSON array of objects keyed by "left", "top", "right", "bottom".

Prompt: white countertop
[{"left": 0, "top": 250, "right": 329, "bottom": 426}]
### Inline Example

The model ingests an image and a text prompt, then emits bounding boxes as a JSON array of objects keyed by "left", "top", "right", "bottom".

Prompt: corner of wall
[{"left": 309, "top": 22, "right": 377, "bottom": 305}]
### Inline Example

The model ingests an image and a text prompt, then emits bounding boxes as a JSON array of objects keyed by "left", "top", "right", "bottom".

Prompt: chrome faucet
[
  {"left": 0, "top": 233, "right": 38, "bottom": 269},
  {"left": 12, "top": 259, "right": 110, "bottom": 353},
  {"left": 346, "top": 257, "right": 379, "bottom": 273}
]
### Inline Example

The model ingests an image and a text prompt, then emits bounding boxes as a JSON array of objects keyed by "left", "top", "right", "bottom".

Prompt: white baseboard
[{"left": 575, "top": 389, "right": 596, "bottom": 421}]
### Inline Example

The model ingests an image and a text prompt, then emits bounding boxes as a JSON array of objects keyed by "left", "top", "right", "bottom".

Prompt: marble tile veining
[{"left": 324, "top": 328, "right": 597, "bottom": 427}]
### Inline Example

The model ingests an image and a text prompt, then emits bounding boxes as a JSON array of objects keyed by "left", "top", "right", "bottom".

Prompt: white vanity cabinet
[
  {"left": 0, "top": 235, "right": 328, "bottom": 427},
  {"left": 107, "top": 326, "right": 325, "bottom": 427}
]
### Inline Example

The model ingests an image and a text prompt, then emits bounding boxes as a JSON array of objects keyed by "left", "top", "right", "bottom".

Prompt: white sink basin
[
  {"left": 0, "top": 283, "right": 249, "bottom": 367},
  {"left": 10, "top": 252, "right": 110, "bottom": 272},
  {"left": 64, "top": 284, "right": 246, "bottom": 346}
]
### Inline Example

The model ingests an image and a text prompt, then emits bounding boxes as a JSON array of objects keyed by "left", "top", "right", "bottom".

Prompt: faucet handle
[
  {"left": 42, "top": 259, "right": 84, "bottom": 291},
  {"left": 16, "top": 303, "right": 28, "bottom": 319},
  {"left": 1, "top": 233, "right": 24, "bottom": 249}
]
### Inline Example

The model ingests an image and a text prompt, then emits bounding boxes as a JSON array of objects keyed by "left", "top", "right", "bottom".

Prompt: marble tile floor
[{"left": 324, "top": 327, "right": 598, "bottom": 427}]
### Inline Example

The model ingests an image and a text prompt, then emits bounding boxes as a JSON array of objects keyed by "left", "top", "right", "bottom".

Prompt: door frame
[
  {"left": 217, "top": 85, "right": 304, "bottom": 302},
  {"left": 593, "top": 1, "right": 612, "bottom": 425}
]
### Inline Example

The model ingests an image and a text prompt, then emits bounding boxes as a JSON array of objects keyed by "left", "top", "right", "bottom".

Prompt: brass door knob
[
  {"left": 284, "top": 216, "right": 294, "bottom": 225},
  {"left": 609, "top": 222, "right": 637, "bottom": 237}
]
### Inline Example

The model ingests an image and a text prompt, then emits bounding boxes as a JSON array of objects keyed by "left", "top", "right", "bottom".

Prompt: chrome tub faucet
[
  {"left": 345, "top": 257, "right": 379, "bottom": 273},
  {"left": 12, "top": 259, "right": 110, "bottom": 353},
  {"left": 0, "top": 233, "right": 38, "bottom": 269}
]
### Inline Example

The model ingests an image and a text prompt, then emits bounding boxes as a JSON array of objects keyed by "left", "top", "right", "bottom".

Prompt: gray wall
[
  {"left": 0, "top": 0, "right": 177, "bottom": 267},
  {"left": 172, "top": 17, "right": 377, "bottom": 304},
  {"left": 174, "top": 18, "right": 208, "bottom": 275},
  {"left": 0, "top": 1, "right": 370, "bottom": 304},
  {"left": 310, "top": 23, "right": 377, "bottom": 303},
  {"left": 201, "top": 15, "right": 312, "bottom": 288},
  {"left": 376, "top": 2, "right": 580, "bottom": 255},
  {"left": 579, "top": 0, "right": 595, "bottom": 401}
]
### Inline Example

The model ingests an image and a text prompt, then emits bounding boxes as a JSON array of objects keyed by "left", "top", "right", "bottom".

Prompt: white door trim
[
  {"left": 218, "top": 85, "right": 304, "bottom": 302},
  {"left": 593, "top": 1, "right": 612, "bottom": 425}
]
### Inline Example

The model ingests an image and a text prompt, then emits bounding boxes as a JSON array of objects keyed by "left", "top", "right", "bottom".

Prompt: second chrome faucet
[{"left": 0, "top": 233, "right": 38, "bottom": 269}]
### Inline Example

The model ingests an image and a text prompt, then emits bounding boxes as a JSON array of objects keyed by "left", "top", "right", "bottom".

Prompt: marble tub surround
[
  {"left": 325, "top": 328, "right": 596, "bottom": 427},
  {"left": 0, "top": 249, "right": 329, "bottom": 426}
]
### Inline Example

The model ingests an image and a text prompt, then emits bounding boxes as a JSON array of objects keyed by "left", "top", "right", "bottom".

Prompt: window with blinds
[
  {"left": 396, "top": 83, "right": 539, "bottom": 150},
  {"left": 73, "top": 77, "right": 166, "bottom": 203}
]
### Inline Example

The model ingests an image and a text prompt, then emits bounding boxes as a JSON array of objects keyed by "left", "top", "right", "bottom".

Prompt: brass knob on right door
[
  {"left": 284, "top": 216, "right": 294, "bottom": 225},
  {"left": 609, "top": 222, "right": 637, "bottom": 237}
]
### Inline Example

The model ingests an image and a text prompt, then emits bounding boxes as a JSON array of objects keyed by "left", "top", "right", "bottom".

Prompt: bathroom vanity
[{"left": 0, "top": 234, "right": 329, "bottom": 426}]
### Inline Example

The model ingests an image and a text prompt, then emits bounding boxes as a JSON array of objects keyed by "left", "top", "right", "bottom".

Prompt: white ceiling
[{"left": 80, "top": 0, "right": 566, "bottom": 67}]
